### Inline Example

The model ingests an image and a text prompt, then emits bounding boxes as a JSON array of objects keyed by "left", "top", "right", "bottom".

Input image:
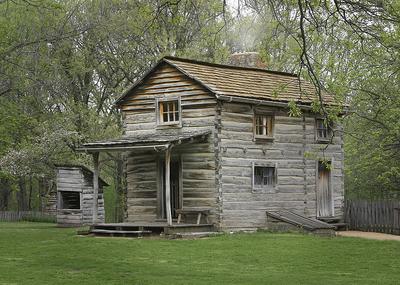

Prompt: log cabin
[
  {"left": 78, "top": 55, "right": 344, "bottom": 232},
  {"left": 56, "top": 165, "right": 106, "bottom": 226}
]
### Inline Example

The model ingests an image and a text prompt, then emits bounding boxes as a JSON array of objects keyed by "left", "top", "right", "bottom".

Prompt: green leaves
[
  {"left": 247, "top": 0, "right": 400, "bottom": 199},
  {"left": 287, "top": 100, "right": 302, "bottom": 117},
  {"left": 0, "top": 0, "right": 229, "bottom": 180}
]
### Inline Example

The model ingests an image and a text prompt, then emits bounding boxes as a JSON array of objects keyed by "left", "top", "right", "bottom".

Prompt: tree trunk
[
  {"left": 38, "top": 177, "right": 44, "bottom": 212},
  {"left": 0, "top": 178, "right": 11, "bottom": 210},
  {"left": 28, "top": 176, "right": 33, "bottom": 210},
  {"left": 17, "top": 177, "right": 27, "bottom": 211}
]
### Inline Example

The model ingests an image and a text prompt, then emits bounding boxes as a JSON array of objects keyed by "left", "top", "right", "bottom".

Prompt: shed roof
[
  {"left": 116, "top": 56, "right": 336, "bottom": 106},
  {"left": 55, "top": 164, "right": 109, "bottom": 187},
  {"left": 76, "top": 129, "right": 211, "bottom": 152}
]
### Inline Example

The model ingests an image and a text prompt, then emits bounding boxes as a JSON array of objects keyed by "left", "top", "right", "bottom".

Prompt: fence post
[
  {"left": 0, "top": 211, "right": 56, "bottom": 222},
  {"left": 394, "top": 205, "right": 400, "bottom": 235},
  {"left": 344, "top": 200, "right": 400, "bottom": 235}
]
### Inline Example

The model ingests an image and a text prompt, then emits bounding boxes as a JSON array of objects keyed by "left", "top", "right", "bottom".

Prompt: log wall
[
  {"left": 218, "top": 102, "right": 344, "bottom": 230},
  {"left": 121, "top": 63, "right": 217, "bottom": 136},
  {"left": 119, "top": 62, "right": 345, "bottom": 231},
  {"left": 56, "top": 167, "right": 105, "bottom": 226},
  {"left": 122, "top": 63, "right": 218, "bottom": 223}
]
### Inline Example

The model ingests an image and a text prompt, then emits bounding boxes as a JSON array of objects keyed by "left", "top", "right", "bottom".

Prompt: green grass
[{"left": 1, "top": 223, "right": 400, "bottom": 285}]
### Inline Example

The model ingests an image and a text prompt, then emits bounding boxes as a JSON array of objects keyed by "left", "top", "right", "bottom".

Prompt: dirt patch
[{"left": 336, "top": 231, "right": 400, "bottom": 241}]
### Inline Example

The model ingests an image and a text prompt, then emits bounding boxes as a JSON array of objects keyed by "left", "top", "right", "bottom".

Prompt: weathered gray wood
[
  {"left": 217, "top": 101, "right": 344, "bottom": 229},
  {"left": 90, "top": 229, "right": 152, "bottom": 235},
  {"left": 165, "top": 147, "right": 172, "bottom": 226},
  {"left": 56, "top": 165, "right": 105, "bottom": 226},
  {"left": 0, "top": 211, "right": 56, "bottom": 222},
  {"left": 266, "top": 210, "right": 335, "bottom": 231},
  {"left": 176, "top": 208, "right": 211, "bottom": 225},
  {"left": 345, "top": 200, "right": 400, "bottom": 235},
  {"left": 92, "top": 153, "right": 99, "bottom": 224},
  {"left": 114, "top": 61, "right": 345, "bottom": 231}
]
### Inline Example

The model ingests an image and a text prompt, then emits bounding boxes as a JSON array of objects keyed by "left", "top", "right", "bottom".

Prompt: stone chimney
[{"left": 228, "top": 52, "right": 267, "bottom": 69}]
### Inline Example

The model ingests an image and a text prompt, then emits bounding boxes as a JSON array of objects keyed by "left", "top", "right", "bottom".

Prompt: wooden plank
[
  {"left": 90, "top": 229, "right": 152, "bottom": 234},
  {"left": 165, "top": 147, "right": 172, "bottom": 226},
  {"left": 343, "top": 200, "right": 400, "bottom": 234},
  {"left": 92, "top": 152, "right": 99, "bottom": 224}
]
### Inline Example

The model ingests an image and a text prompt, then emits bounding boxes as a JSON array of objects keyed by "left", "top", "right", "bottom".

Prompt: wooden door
[
  {"left": 160, "top": 158, "right": 181, "bottom": 219},
  {"left": 317, "top": 161, "right": 334, "bottom": 217}
]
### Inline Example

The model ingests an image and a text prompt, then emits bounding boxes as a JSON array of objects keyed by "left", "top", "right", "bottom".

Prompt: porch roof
[{"left": 76, "top": 129, "right": 211, "bottom": 153}]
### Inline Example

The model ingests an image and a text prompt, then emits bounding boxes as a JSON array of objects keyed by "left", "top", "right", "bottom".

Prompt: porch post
[
  {"left": 165, "top": 146, "right": 173, "bottom": 226},
  {"left": 92, "top": 152, "right": 99, "bottom": 224}
]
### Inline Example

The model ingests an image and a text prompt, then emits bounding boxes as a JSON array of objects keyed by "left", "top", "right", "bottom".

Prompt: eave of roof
[
  {"left": 76, "top": 129, "right": 211, "bottom": 152},
  {"left": 114, "top": 58, "right": 167, "bottom": 106},
  {"left": 55, "top": 164, "right": 109, "bottom": 186}
]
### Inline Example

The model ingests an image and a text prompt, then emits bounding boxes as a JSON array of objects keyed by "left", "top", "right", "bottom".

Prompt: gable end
[{"left": 115, "top": 60, "right": 216, "bottom": 109}]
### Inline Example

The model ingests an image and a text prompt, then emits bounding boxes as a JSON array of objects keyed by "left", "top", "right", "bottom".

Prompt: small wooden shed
[{"left": 56, "top": 165, "right": 107, "bottom": 226}]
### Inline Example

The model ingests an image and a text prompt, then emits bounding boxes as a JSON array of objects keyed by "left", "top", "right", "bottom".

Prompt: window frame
[
  {"left": 156, "top": 97, "right": 182, "bottom": 127},
  {"left": 251, "top": 162, "right": 278, "bottom": 193},
  {"left": 58, "top": 190, "right": 82, "bottom": 210},
  {"left": 315, "top": 118, "right": 332, "bottom": 143},
  {"left": 253, "top": 112, "right": 275, "bottom": 141}
]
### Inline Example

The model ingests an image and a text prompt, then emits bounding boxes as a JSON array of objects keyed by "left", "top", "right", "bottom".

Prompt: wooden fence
[
  {"left": 0, "top": 211, "right": 56, "bottom": 223},
  {"left": 345, "top": 200, "right": 400, "bottom": 235}
]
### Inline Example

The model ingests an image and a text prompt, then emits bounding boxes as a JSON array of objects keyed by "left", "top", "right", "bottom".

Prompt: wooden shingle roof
[{"left": 116, "top": 56, "right": 336, "bottom": 106}]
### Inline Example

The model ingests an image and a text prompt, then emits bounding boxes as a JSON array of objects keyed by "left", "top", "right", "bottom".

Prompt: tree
[
  {"left": 0, "top": 0, "right": 229, "bottom": 215},
  {"left": 242, "top": 0, "right": 400, "bottom": 198}
]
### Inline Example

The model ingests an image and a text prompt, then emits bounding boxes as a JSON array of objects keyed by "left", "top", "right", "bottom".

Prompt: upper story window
[
  {"left": 254, "top": 114, "right": 274, "bottom": 140},
  {"left": 316, "top": 118, "right": 332, "bottom": 142},
  {"left": 156, "top": 97, "right": 181, "bottom": 126}
]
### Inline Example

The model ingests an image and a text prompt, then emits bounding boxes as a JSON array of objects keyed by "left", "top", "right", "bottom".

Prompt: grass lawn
[{"left": 1, "top": 223, "right": 400, "bottom": 284}]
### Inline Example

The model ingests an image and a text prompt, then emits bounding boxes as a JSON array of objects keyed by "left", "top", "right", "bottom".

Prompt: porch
[{"left": 76, "top": 129, "right": 215, "bottom": 228}]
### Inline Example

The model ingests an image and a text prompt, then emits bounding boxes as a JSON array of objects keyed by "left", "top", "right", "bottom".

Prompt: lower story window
[
  {"left": 252, "top": 162, "right": 277, "bottom": 193},
  {"left": 254, "top": 166, "right": 276, "bottom": 187},
  {"left": 59, "top": 191, "right": 80, "bottom": 210}
]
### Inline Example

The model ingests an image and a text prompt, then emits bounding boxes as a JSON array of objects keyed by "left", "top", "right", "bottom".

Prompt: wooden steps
[
  {"left": 170, "top": 231, "right": 223, "bottom": 239},
  {"left": 164, "top": 224, "right": 214, "bottom": 234},
  {"left": 317, "top": 216, "right": 341, "bottom": 223},
  {"left": 330, "top": 223, "right": 348, "bottom": 230},
  {"left": 90, "top": 229, "right": 152, "bottom": 237},
  {"left": 89, "top": 224, "right": 155, "bottom": 237},
  {"left": 87, "top": 222, "right": 216, "bottom": 238},
  {"left": 317, "top": 216, "right": 348, "bottom": 230}
]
